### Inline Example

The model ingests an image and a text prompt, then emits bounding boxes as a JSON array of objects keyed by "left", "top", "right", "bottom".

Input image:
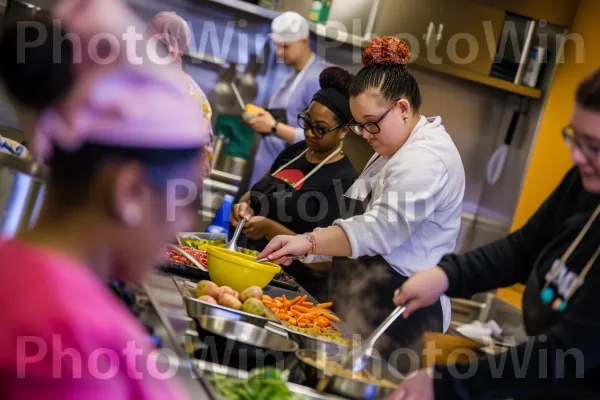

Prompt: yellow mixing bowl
[{"left": 206, "top": 246, "right": 281, "bottom": 292}]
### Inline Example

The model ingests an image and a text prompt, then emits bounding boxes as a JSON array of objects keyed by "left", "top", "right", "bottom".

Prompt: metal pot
[
  {"left": 295, "top": 349, "right": 403, "bottom": 400},
  {"left": 0, "top": 152, "right": 48, "bottom": 238},
  {"left": 192, "top": 315, "right": 299, "bottom": 371}
]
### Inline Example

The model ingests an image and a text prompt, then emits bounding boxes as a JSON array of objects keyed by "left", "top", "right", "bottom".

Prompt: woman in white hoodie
[{"left": 257, "top": 37, "right": 465, "bottom": 367}]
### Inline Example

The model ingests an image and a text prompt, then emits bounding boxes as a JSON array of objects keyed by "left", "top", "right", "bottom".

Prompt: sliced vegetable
[{"left": 209, "top": 368, "right": 306, "bottom": 400}]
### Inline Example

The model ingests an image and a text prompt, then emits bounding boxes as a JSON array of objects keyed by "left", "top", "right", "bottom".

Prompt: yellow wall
[
  {"left": 511, "top": 0, "right": 600, "bottom": 230},
  {"left": 498, "top": 0, "right": 600, "bottom": 309}
]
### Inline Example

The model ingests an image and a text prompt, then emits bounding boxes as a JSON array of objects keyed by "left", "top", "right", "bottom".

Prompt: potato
[
  {"left": 196, "top": 280, "right": 220, "bottom": 299},
  {"left": 198, "top": 295, "right": 217, "bottom": 304},
  {"left": 241, "top": 298, "right": 265, "bottom": 316},
  {"left": 240, "top": 286, "right": 263, "bottom": 302},
  {"left": 218, "top": 293, "right": 242, "bottom": 310},
  {"left": 219, "top": 286, "right": 239, "bottom": 299}
]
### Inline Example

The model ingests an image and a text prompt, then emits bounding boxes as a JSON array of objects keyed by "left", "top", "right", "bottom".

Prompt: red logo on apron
[{"left": 274, "top": 169, "right": 306, "bottom": 190}]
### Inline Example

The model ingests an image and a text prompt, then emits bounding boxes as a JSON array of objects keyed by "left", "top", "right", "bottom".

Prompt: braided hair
[{"left": 349, "top": 37, "right": 422, "bottom": 110}]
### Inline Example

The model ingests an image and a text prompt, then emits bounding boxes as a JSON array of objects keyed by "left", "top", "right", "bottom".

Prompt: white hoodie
[{"left": 305, "top": 116, "right": 465, "bottom": 331}]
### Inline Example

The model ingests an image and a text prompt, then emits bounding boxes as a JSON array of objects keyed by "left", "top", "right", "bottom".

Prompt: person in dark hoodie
[{"left": 390, "top": 67, "right": 600, "bottom": 400}]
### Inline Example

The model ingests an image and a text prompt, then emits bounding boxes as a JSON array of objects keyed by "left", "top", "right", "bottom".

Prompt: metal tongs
[
  {"left": 166, "top": 243, "right": 208, "bottom": 271},
  {"left": 255, "top": 255, "right": 300, "bottom": 264}
]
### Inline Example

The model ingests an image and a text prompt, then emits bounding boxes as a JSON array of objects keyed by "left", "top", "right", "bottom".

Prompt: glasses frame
[
  {"left": 348, "top": 101, "right": 398, "bottom": 136},
  {"left": 297, "top": 112, "right": 342, "bottom": 139},
  {"left": 562, "top": 125, "right": 600, "bottom": 159}
]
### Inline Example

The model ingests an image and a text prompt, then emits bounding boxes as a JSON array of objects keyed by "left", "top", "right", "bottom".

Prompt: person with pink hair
[
  {"left": 148, "top": 11, "right": 214, "bottom": 178},
  {"left": 0, "top": 1, "right": 208, "bottom": 398}
]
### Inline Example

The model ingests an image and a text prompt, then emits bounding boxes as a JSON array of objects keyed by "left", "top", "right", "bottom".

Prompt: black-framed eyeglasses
[
  {"left": 297, "top": 112, "right": 341, "bottom": 138},
  {"left": 562, "top": 125, "right": 600, "bottom": 159},
  {"left": 348, "top": 101, "right": 397, "bottom": 136}
]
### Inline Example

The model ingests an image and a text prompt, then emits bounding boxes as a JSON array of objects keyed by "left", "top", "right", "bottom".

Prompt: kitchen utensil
[
  {"left": 172, "top": 277, "right": 276, "bottom": 328},
  {"left": 296, "top": 350, "right": 402, "bottom": 400},
  {"left": 225, "top": 218, "right": 245, "bottom": 252},
  {"left": 230, "top": 81, "right": 246, "bottom": 112},
  {"left": 192, "top": 315, "right": 299, "bottom": 371},
  {"left": 486, "top": 109, "right": 521, "bottom": 185},
  {"left": 345, "top": 305, "right": 407, "bottom": 373},
  {"left": 165, "top": 243, "right": 208, "bottom": 271},
  {"left": 206, "top": 246, "right": 281, "bottom": 292},
  {"left": 212, "top": 134, "right": 227, "bottom": 171},
  {"left": 255, "top": 255, "right": 300, "bottom": 264},
  {"left": 0, "top": 152, "right": 48, "bottom": 238}
]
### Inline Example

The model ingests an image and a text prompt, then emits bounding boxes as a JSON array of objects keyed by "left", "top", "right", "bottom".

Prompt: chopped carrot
[
  {"left": 263, "top": 295, "right": 273, "bottom": 302},
  {"left": 284, "top": 300, "right": 292, "bottom": 308},
  {"left": 263, "top": 301, "right": 276, "bottom": 308},
  {"left": 270, "top": 307, "right": 278, "bottom": 314},
  {"left": 282, "top": 295, "right": 287, "bottom": 301},
  {"left": 278, "top": 313, "right": 290, "bottom": 321},
  {"left": 291, "top": 309, "right": 302, "bottom": 318},
  {"left": 302, "top": 302, "right": 314, "bottom": 307},
  {"left": 322, "top": 312, "right": 340, "bottom": 323},
  {"left": 287, "top": 311, "right": 295, "bottom": 317},
  {"left": 275, "top": 300, "right": 283, "bottom": 308},
  {"left": 317, "top": 302, "right": 333, "bottom": 309},
  {"left": 298, "top": 322, "right": 307, "bottom": 328},
  {"left": 294, "top": 306, "right": 311, "bottom": 313},
  {"left": 317, "top": 316, "right": 330, "bottom": 327}
]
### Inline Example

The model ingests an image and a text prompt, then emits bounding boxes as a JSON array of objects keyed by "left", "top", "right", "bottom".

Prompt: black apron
[
  {"left": 327, "top": 156, "right": 444, "bottom": 375},
  {"left": 246, "top": 147, "right": 343, "bottom": 302}
]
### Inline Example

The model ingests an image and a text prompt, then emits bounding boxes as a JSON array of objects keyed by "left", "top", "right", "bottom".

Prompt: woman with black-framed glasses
[
  {"left": 231, "top": 67, "right": 358, "bottom": 300},
  {"left": 258, "top": 37, "right": 466, "bottom": 369}
]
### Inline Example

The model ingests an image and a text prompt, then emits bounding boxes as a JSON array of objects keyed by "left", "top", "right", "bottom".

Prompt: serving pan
[
  {"left": 191, "top": 315, "right": 298, "bottom": 371},
  {"left": 173, "top": 277, "right": 278, "bottom": 328},
  {"left": 296, "top": 349, "right": 403, "bottom": 400}
]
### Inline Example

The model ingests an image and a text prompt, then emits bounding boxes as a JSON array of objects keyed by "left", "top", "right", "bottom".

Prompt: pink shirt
[{"left": 0, "top": 240, "right": 188, "bottom": 399}]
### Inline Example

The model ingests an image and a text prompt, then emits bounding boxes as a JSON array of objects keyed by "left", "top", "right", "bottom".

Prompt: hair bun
[
  {"left": 362, "top": 36, "right": 411, "bottom": 67},
  {"left": 319, "top": 66, "right": 354, "bottom": 96}
]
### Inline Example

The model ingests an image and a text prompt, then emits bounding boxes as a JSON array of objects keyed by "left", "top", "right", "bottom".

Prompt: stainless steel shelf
[{"left": 203, "top": 0, "right": 279, "bottom": 20}]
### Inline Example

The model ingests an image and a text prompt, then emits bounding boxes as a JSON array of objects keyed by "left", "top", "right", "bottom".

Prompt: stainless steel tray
[
  {"left": 173, "top": 277, "right": 279, "bottom": 328},
  {"left": 192, "top": 359, "right": 347, "bottom": 400}
]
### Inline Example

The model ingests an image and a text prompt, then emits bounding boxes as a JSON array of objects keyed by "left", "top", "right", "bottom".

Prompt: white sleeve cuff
[{"left": 299, "top": 254, "right": 332, "bottom": 264}]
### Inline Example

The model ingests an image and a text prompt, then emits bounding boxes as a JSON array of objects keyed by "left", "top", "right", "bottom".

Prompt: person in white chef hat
[{"left": 245, "top": 11, "right": 327, "bottom": 188}]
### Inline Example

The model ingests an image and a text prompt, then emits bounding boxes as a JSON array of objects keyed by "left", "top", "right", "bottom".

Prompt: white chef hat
[{"left": 270, "top": 12, "right": 310, "bottom": 44}]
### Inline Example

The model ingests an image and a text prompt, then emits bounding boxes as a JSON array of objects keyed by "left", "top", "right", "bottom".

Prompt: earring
[{"left": 123, "top": 204, "right": 143, "bottom": 227}]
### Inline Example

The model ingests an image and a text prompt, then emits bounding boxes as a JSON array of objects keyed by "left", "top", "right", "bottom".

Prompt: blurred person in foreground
[
  {"left": 390, "top": 68, "right": 600, "bottom": 400},
  {"left": 247, "top": 11, "right": 326, "bottom": 188},
  {"left": 0, "top": 0, "right": 208, "bottom": 398}
]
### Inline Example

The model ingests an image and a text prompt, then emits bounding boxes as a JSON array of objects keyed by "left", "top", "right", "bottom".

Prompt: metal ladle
[
  {"left": 315, "top": 289, "right": 406, "bottom": 392},
  {"left": 344, "top": 289, "right": 407, "bottom": 373},
  {"left": 225, "top": 218, "right": 245, "bottom": 252}
]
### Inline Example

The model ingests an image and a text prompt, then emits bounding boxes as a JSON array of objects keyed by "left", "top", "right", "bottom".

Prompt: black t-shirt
[
  {"left": 434, "top": 167, "right": 600, "bottom": 399},
  {"left": 248, "top": 141, "right": 358, "bottom": 235},
  {"left": 246, "top": 141, "right": 358, "bottom": 301}
]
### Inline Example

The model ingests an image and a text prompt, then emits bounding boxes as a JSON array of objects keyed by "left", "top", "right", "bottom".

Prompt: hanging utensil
[
  {"left": 225, "top": 218, "right": 245, "bottom": 252},
  {"left": 486, "top": 108, "right": 521, "bottom": 185},
  {"left": 230, "top": 81, "right": 246, "bottom": 112}
]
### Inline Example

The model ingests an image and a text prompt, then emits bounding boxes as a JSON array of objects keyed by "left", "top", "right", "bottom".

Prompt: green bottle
[{"left": 308, "top": 0, "right": 332, "bottom": 24}]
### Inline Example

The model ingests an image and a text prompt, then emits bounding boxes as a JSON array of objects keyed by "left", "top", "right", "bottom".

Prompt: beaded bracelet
[{"left": 303, "top": 233, "right": 316, "bottom": 255}]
